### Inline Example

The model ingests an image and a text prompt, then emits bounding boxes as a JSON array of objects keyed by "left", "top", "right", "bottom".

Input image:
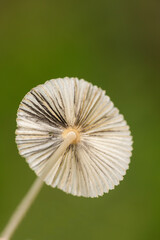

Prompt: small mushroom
[
  {"left": 16, "top": 77, "right": 132, "bottom": 197},
  {"left": 1, "top": 77, "right": 133, "bottom": 240}
]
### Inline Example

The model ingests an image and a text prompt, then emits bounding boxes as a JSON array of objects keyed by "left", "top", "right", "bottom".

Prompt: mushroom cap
[{"left": 16, "top": 77, "right": 133, "bottom": 197}]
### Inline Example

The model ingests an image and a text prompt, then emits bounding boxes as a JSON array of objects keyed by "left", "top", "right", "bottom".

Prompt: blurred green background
[{"left": 0, "top": 0, "right": 160, "bottom": 239}]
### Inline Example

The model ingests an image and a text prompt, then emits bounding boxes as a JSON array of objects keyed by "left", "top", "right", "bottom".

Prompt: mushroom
[{"left": 0, "top": 77, "right": 133, "bottom": 240}]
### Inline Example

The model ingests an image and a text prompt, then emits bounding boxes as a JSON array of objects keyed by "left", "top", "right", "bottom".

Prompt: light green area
[{"left": 0, "top": 1, "right": 159, "bottom": 239}]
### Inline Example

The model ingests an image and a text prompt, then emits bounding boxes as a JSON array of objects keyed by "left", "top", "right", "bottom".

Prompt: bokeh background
[{"left": 0, "top": 0, "right": 160, "bottom": 240}]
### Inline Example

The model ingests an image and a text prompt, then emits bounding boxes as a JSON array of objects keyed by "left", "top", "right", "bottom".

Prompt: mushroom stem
[
  {"left": 0, "top": 131, "right": 77, "bottom": 240},
  {"left": 0, "top": 178, "right": 44, "bottom": 240}
]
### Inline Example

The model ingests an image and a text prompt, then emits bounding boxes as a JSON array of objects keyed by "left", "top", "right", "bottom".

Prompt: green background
[{"left": 0, "top": 0, "right": 159, "bottom": 239}]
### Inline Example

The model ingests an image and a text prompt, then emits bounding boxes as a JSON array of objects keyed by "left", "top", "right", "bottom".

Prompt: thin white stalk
[{"left": 0, "top": 131, "right": 76, "bottom": 240}]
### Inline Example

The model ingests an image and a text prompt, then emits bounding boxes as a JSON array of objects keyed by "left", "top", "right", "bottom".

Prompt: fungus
[{"left": 0, "top": 77, "right": 133, "bottom": 240}]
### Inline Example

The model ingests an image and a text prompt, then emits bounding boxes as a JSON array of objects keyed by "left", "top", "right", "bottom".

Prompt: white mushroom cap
[{"left": 16, "top": 77, "right": 133, "bottom": 197}]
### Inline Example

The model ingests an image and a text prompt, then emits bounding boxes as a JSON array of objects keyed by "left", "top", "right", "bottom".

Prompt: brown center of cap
[{"left": 62, "top": 127, "right": 81, "bottom": 144}]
